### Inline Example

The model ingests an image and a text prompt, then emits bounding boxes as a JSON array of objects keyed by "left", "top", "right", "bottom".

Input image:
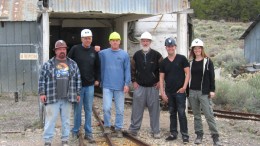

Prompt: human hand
[
  {"left": 124, "top": 86, "right": 129, "bottom": 93},
  {"left": 40, "top": 95, "right": 46, "bottom": 103},
  {"left": 209, "top": 92, "right": 215, "bottom": 98},
  {"left": 161, "top": 94, "right": 168, "bottom": 103},
  {"left": 94, "top": 81, "right": 99, "bottom": 86},
  {"left": 94, "top": 46, "right": 101, "bottom": 52},
  {"left": 133, "top": 82, "right": 139, "bottom": 90},
  {"left": 76, "top": 96, "right": 80, "bottom": 102},
  {"left": 177, "top": 87, "right": 186, "bottom": 93}
]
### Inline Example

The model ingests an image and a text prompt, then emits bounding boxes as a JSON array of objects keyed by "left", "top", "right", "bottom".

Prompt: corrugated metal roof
[
  {"left": 240, "top": 14, "right": 260, "bottom": 39},
  {"left": 50, "top": 0, "right": 189, "bottom": 14},
  {"left": 0, "top": 0, "right": 37, "bottom": 21}
]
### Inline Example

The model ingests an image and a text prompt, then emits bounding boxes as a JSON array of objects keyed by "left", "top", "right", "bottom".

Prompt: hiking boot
[
  {"left": 165, "top": 134, "right": 177, "bottom": 141},
  {"left": 126, "top": 130, "right": 138, "bottom": 136},
  {"left": 69, "top": 133, "right": 79, "bottom": 143},
  {"left": 194, "top": 134, "right": 203, "bottom": 144},
  {"left": 44, "top": 142, "right": 51, "bottom": 146},
  {"left": 84, "top": 135, "right": 95, "bottom": 143},
  {"left": 153, "top": 133, "right": 161, "bottom": 139},
  {"left": 116, "top": 130, "right": 123, "bottom": 138},
  {"left": 212, "top": 134, "right": 223, "bottom": 146},
  {"left": 61, "top": 141, "right": 69, "bottom": 146},
  {"left": 104, "top": 127, "right": 111, "bottom": 134},
  {"left": 183, "top": 137, "right": 189, "bottom": 144}
]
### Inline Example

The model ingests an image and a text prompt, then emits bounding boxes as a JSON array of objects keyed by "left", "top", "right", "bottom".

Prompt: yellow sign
[{"left": 20, "top": 53, "right": 38, "bottom": 60}]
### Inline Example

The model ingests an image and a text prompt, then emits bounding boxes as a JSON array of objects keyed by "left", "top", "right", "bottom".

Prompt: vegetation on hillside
[
  {"left": 191, "top": 0, "right": 260, "bottom": 21},
  {"left": 193, "top": 19, "right": 260, "bottom": 114}
]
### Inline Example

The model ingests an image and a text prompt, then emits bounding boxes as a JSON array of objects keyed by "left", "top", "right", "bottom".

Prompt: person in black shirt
[
  {"left": 159, "top": 37, "right": 190, "bottom": 144},
  {"left": 68, "top": 29, "right": 100, "bottom": 143},
  {"left": 188, "top": 38, "right": 222, "bottom": 146}
]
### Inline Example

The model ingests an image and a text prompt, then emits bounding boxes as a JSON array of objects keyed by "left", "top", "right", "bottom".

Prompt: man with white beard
[{"left": 127, "top": 31, "right": 163, "bottom": 138}]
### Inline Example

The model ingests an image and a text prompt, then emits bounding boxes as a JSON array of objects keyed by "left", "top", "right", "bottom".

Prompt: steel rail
[
  {"left": 122, "top": 131, "right": 151, "bottom": 146},
  {"left": 78, "top": 128, "right": 85, "bottom": 146},
  {"left": 188, "top": 110, "right": 260, "bottom": 121},
  {"left": 92, "top": 106, "right": 116, "bottom": 146}
]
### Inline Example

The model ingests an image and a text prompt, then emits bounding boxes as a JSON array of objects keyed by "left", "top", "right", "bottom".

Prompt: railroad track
[
  {"left": 91, "top": 104, "right": 151, "bottom": 146},
  {"left": 94, "top": 92, "right": 260, "bottom": 121},
  {"left": 77, "top": 96, "right": 151, "bottom": 146}
]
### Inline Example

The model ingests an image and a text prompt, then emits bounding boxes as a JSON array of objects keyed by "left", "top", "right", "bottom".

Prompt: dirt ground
[{"left": 0, "top": 95, "right": 260, "bottom": 146}]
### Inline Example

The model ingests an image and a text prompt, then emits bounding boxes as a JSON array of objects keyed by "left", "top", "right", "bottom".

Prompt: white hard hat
[
  {"left": 81, "top": 29, "right": 92, "bottom": 37},
  {"left": 140, "top": 31, "right": 152, "bottom": 40},
  {"left": 191, "top": 38, "right": 204, "bottom": 48}
]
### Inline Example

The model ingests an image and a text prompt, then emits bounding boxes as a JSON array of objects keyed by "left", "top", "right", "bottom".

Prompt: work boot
[
  {"left": 84, "top": 134, "right": 95, "bottom": 143},
  {"left": 126, "top": 130, "right": 138, "bottom": 136},
  {"left": 183, "top": 136, "right": 189, "bottom": 144},
  {"left": 194, "top": 133, "right": 203, "bottom": 144},
  {"left": 104, "top": 127, "right": 111, "bottom": 134},
  {"left": 165, "top": 134, "right": 177, "bottom": 141},
  {"left": 61, "top": 141, "right": 69, "bottom": 146},
  {"left": 44, "top": 142, "right": 51, "bottom": 146},
  {"left": 153, "top": 133, "right": 161, "bottom": 139},
  {"left": 116, "top": 130, "right": 123, "bottom": 138},
  {"left": 212, "top": 134, "right": 223, "bottom": 146}
]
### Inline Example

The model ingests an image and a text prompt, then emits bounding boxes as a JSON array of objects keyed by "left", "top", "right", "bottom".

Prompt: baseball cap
[{"left": 165, "top": 37, "right": 176, "bottom": 46}]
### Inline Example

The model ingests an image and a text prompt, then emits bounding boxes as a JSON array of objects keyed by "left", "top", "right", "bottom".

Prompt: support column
[
  {"left": 177, "top": 13, "right": 188, "bottom": 57},
  {"left": 42, "top": 11, "right": 49, "bottom": 63}
]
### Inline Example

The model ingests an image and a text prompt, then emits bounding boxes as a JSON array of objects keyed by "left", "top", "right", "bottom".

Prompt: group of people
[{"left": 38, "top": 29, "right": 222, "bottom": 146}]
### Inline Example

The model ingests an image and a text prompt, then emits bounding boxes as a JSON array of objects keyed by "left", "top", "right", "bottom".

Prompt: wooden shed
[{"left": 240, "top": 14, "right": 260, "bottom": 63}]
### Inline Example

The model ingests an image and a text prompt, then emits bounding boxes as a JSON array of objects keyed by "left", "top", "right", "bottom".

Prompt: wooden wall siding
[
  {"left": 0, "top": 21, "right": 39, "bottom": 94},
  {"left": 244, "top": 22, "right": 260, "bottom": 63}
]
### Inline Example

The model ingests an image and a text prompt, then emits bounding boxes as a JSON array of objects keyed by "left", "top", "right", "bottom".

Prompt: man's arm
[
  {"left": 177, "top": 67, "right": 190, "bottom": 93},
  {"left": 159, "top": 72, "right": 168, "bottom": 103},
  {"left": 124, "top": 54, "right": 131, "bottom": 93}
]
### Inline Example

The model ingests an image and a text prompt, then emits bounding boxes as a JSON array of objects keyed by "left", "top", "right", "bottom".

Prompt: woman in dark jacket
[{"left": 188, "top": 38, "right": 222, "bottom": 146}]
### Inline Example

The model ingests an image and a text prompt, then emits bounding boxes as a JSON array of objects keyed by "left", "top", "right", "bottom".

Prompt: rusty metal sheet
[
  {"left": 0, "top": 0, "right": 37, "bottom": 21},
  {"left": 50, "top": 0, "right": 189, "bottom": 14}
]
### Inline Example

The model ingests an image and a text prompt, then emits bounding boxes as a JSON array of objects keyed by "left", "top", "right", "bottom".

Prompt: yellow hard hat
[{"left": 109, "top": 32, "right": 121, "bottom": 40}]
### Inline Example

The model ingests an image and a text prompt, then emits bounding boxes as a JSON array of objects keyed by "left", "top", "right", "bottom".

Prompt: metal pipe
[
  {"left": 0, "top": 44, "right": 37, "bottom": 47},
  {"left": 14, "top": 92, "right": 18, "bottom": 102}
]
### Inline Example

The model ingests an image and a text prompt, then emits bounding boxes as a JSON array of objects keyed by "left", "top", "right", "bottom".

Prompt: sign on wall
[{"left": 20, "top": 53, "right": 38, "bottom": 60}]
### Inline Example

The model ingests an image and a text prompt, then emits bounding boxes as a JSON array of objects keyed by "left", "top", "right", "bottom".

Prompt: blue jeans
[
  {"left": 43, "top": 99, "right": 72, "bottom": 143},
  {"left": 103, "top": 88, "right": 125, "bottom": 130},
  {"left": 167, "top": 93, "right": 189, "bottom": 138},
  {"left": 72, "top": 85, "right": 94, "bottom": 136}
]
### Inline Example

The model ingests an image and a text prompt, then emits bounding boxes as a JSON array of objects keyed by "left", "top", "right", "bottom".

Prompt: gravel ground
[{"left": 0, "top": 95, "right": 260, "bottom": 146}]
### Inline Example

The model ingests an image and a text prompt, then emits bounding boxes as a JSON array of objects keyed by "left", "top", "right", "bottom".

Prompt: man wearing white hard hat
[
  {"left": 68, "top": 29, "right": 100, "bottom": 143},
  {"left": 127, "top": 31, "right": 163, "bottom": 138}
]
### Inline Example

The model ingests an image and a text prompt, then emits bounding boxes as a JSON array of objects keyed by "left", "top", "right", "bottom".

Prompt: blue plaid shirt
[{"left": 38, "top": 57, "right": 81, "bottom": 104}]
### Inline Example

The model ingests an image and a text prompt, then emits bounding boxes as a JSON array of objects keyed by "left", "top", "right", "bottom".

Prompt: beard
[
  {"left": 58, "top": 53, "right": 66, "bottom": 59},
  {"left": 141, "top": 46, "right": 150, "bottom": 52}
]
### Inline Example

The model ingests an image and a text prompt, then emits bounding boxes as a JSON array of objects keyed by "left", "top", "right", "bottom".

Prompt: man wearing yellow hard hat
[{"left": 99, "top": 32, "right": 131, "bottom": 137}]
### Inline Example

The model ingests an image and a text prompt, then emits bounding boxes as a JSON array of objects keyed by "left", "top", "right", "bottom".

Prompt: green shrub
[
  {"left": 214, "top": 35, "right": 226, "bottom": 41},
  {"left": 230, "top": 26, "right": 245, "bottom": 32},
  {"left": 200, "top": 33, "right": 207, "bottom": 38},
  {"left": 214, "top": 80, "right": 231, "bottom": 105}
]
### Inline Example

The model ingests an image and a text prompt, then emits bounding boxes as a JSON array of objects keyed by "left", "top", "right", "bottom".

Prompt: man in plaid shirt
[{"left": 38, "top": 40, "right": 81, "bottom": 146}]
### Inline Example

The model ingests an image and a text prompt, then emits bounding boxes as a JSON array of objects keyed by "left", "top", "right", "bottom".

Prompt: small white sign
[{"left": 20, "top": 53, "right": 38, "bottom": 60}]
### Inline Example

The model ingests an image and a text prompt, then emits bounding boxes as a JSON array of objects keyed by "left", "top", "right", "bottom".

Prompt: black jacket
[
  {"left": 188, "top": 58, "right": 215, "bottom": 95},
  {"left": 131, "top": 49, "right": 162, "bottom": 87}
]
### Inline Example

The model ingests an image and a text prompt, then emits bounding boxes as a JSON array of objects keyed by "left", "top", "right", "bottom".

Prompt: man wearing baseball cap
[
  {"left": 159, "top": 37, "right": 190, "bottom": 144},
  {"left": 68, "top": 29, "right": 100, "bottom": 143},
  {"left": 39, "top": 40, "right": 81, "bottom": 146}
]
